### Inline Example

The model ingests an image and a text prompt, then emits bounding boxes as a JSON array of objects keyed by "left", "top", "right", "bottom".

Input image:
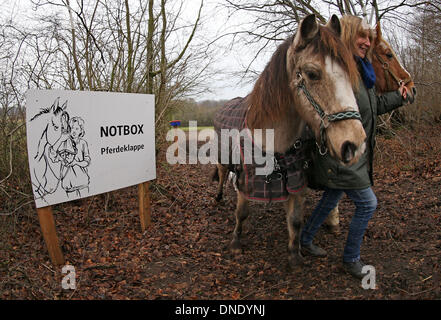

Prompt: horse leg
[
  {"left": 285, "top": 192, "right": 306, "bottom": 268},
  {"left": 324, "top": 205, "right": 340, "bottom": 234},
  {"left": 230, "top": 190, "right": 249, "bottom": 254},
  {"left": 214, "top": 164, "right": 228, "bottom": 202}
]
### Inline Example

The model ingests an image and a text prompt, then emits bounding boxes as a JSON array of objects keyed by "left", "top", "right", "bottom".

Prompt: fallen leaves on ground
[{"left": 1, "top": 123, "right": 440, "bottom": 300}]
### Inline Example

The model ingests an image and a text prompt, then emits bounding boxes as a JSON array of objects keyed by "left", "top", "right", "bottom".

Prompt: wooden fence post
[
  {"left": 37, "top": 206, "right": 65, "bottom": 266},
  {"left": 138, "top": 182, "right": 152, "bottom": 232}
]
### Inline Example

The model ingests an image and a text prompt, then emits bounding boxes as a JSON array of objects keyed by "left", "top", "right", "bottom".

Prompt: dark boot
[
  {"left": 300, "top": 242, "right": 327, "bottom": 257},
  {"left": 342, "top": 260, "right": 367, "bottom": 279}
]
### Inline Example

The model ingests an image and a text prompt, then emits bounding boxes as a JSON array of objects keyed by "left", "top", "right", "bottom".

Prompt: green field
[{"left": 179, "top": 126, "right": 214, "bottom": 132}]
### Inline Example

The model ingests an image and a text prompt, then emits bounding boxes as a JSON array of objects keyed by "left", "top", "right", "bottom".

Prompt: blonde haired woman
[
  {"left": 300, "top": 16, "right": 409, "bottom": 279},
  {"left": 50, "top": 117, "right": 91, "bottom": 197}
]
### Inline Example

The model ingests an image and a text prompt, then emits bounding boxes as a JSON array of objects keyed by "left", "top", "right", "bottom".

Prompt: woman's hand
[
  {"left": 399, "top": 82, "right": 408, "bottom": 100},
  {"left": 72, "top": 160, "right": 89, "bottom": 168}
]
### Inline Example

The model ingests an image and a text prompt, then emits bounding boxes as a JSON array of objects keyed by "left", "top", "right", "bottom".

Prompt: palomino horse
[
  {"left": 213, "top": 15, "right": 367, "bottom": 267},
  {"left": 322, "top": 22, "right": 417, "bottom": 233},
  {"left": 30, "top": 98, "right": 70, "bottom": 199}
]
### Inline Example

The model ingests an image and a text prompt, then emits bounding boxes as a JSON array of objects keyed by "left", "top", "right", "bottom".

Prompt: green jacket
[{"left": 309, "top": 81, "right": 404, "bottom": 190}]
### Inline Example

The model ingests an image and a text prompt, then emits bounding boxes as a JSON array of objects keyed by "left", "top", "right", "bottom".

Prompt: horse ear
[
  {"left": 51, "top": 97, "right": 60, "bottom": 112},
  {"left": 375, "top": 23, "right": 382, "bottom": 40},
  {"left": 299, "top": 14, "right": 319, "bottom": 42},
  {"left": 61, "top": 101, "right": 68, "bottom": 111},
  {"left": 326, "top": 14, "right": 341, "bottom": 37}
]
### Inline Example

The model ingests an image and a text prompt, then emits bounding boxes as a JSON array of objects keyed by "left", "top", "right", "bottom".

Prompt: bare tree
[
  {"left": 0, "top": 0, "right": 215, "bottom": 214},
  {"left": 0, "top": 14, "right": 46, "bottom": 215},
  {"left": 221, "top": 0, "right": 437, "bottom": 75},
  {"left": 26, "top": 0, "right": 210, "bottom": 122},
  {"left": 406, "top": 3, "right": 441, "bottom": 123}
]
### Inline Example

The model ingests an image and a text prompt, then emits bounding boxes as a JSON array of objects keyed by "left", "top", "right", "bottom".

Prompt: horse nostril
[{"left": 342, "top": 141, "right": 357, "bottom": 164}]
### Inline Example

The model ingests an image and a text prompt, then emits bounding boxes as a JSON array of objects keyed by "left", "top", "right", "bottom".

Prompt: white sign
[{"left": 26, "top": 90, "right": 156, "bottom": 208}]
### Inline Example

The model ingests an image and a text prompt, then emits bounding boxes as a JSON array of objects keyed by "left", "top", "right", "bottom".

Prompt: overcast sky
[{"left": 193, "top": 0, "right": 265, "bottom": 101}]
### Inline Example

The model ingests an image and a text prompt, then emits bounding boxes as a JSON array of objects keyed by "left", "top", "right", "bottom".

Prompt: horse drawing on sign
[
  {"left": 322, "top": 20, "right": 417, "bottom": 233},
  {"left": 30, "top": 98, "right": 70, "bottom": 200},
  {"left": 213, "top": 15, "right": 367, "bottom": 267}
]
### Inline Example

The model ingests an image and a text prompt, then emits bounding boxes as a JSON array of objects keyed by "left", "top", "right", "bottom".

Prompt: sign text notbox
[{"left": 26, "top": 90, "right": 156, "bottom": 208}]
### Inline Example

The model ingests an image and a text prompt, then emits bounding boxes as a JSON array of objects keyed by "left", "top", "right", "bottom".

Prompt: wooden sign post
[
  {"left": 138, "top": 181, "right": 152, "bottom": 232},
  {"left": 37, "top": 206, "right": 65, "bottom": 265}
]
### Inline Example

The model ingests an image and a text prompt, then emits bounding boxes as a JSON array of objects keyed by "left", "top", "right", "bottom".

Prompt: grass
[{"left": 179, "top": 126, "right": 214, "bottom": 132}]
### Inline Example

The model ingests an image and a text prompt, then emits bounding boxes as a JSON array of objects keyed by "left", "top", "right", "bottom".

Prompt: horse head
[
  {"left": 30, "top": 97, "right": 70, "bottom": 197},
  {"left": 372, "top": 23, "right": 417, "bottom": 103},
  {"left": 46, "top": 98, "right": 69, "bottom": 146},
  {"left": 287, "top": 14, "right": 367, "bottom": 165}
]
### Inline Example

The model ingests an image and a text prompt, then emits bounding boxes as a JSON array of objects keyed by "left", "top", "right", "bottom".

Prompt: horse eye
[
  {"left": 306, "top": 71, "right": 320, "bottom": 81},
  {"left": 386, "top": 53, "right": 393, "bottom": 59}
]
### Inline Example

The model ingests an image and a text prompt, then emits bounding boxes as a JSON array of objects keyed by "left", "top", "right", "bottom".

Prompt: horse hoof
[
  {"left": 288, "top": 254, "right": 304, "bottom": 270},
  {"left": 230, "top": 240, "right": 242, "bottom": 254}
]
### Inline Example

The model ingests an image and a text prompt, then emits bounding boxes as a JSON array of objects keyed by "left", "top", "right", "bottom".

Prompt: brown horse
[
  {"left": 372, "top": 24, "right": 417, "bottom": 99},
  {"left": 322, "top": 21, "right": 417, "bottom": 233},
  {"left": 213, "top": 14, "right": 367, "bottom": 267}
]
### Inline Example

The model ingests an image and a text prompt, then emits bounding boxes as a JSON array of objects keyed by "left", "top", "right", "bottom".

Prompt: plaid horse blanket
[{"left": 214, "top": 97, "right": 307, "bottom": 203}]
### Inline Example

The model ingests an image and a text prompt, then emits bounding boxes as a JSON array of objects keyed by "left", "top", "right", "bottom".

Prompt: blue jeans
[{"left": 301, "top": 187, "right": 377, "bottom": 262}]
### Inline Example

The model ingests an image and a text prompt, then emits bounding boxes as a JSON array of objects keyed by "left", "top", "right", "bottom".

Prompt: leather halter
[
  {"left": 296, "top": 72, "right": 362, "bottom": 156},
  {"left": 373, "top": 50, "right": 411, "bottom": 91}
]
